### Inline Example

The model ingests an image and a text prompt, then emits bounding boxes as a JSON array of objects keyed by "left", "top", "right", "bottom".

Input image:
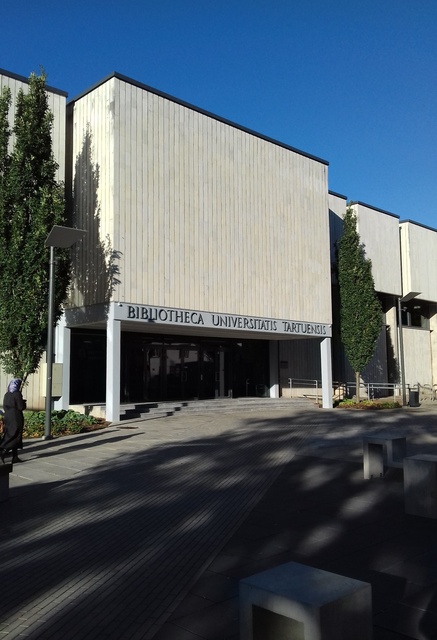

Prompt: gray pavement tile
[
  {"left": 2, "top": 406, "right": 437, "bottom": 638},
  {"left": 168, "top": 594, "right": 223, "bottom": 621},
  {"left": 189, "top": 570, "right": 239, "bottom": 602},
  {"left": 160, "top": 598, "right": 239, "bottom": 639},
  {"left": 374, "top": 603, "right": 437, "bottom": 640},
  {"left": 153, "top": 622, "right": 210, "bottom": 640},
  {"left": 374, "top": 631, "right": 412, "bottom": 640}
]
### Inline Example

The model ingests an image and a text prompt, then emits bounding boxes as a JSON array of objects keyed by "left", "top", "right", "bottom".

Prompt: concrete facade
[
  {"left": 329, "top": 196, "right": 437, "bottom": 397},
  {"left": 0, "top": 67, "right": 436, "bottom": 416},
  {"left": 64, "top": 73, "right": 333, "bottom": 419}
]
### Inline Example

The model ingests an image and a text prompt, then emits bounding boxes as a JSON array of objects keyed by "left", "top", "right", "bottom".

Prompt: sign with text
[{"left": 114, "top": 303, "right": 332, "bottom": 338}]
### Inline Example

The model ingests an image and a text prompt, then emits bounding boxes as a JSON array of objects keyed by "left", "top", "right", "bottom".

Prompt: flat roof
[
  {"left": 400, "top": 219, "right": 437, "bottom": 233},
  {"left": 328, "top": 190, "right": 347, "bottom": 200},
  {"left": 68, "top": 71, "right": 329, "bottom": 166},
  {"left": 350, "top": 200, "right": 399, "bottom": 220},
  {"left": 0, "top": 67, "right": 68, "bottom": 97}
]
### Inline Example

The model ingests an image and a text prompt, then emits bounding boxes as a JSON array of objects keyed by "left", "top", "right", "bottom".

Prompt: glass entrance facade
[
  {"left": 120, "top": 335, "right": 234, "bottom": 403},
  {"left": 70, "top": 329, "right": 269, "bottom": 404}
]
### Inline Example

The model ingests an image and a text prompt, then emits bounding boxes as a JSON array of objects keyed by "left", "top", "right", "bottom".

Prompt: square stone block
[
  {"left": 404, "top": 454, "right": 437, "bottom": 518},
  {"left": 240, "top": 561, "right": 372, "bottom": 640},
  {"left": 363, "top": 434, "right": 407, "bottom": 479}
]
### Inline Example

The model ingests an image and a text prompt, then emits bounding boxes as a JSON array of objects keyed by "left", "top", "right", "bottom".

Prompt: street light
[
  {"left": 397, "top": 291, "right": 421, "bottom": 407},
  {"left": 44, "top": 225, "right": 86, "bottom": 440}
]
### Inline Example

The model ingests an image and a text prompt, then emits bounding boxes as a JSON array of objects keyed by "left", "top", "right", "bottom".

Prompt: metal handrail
[
  {"left": 288, "top": 378, "right": 413, "bottom": 401},
  {"left": 288, "top": 378, "right": 321, "bottom": 403}
]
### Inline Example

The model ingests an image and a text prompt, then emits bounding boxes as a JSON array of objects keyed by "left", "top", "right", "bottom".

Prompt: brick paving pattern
[
  {"left": 0, "top": 409, "right": 315, "bottom": 639},
  {"left": 2, "top": 404, "right": 437, "bottom": 638}
]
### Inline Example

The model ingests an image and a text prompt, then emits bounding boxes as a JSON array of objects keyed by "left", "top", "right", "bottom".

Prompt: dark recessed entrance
[
  {"left": 70, "top": 329, "right": 269, "bottom": 404},
  {"left": 120, "top": 334, "right": 269, "bottom": 403},
  {"left": 70, "top": 329, "right": 107, "bottom": 404}
]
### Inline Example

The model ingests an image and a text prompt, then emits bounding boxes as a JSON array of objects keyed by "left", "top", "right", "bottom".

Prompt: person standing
[{"left": 0, "top": 378, "right": 26, "bottom": 463}]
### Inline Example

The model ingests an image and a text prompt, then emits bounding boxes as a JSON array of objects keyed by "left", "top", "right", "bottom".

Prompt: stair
[{"left": 118, "top": 397, "right": 317, "bottom": 422}]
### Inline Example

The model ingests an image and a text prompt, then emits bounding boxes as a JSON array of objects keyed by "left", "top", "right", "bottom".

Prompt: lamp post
[{"left": 44, "top": 225, "right": 86, "bottom": 440}]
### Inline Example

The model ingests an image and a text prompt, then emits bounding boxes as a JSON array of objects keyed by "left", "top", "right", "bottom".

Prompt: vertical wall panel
[
  {"left": 351, "top": 203, "right": 402, "bottom": 296},
  {"left": 68, "top": 79, "right": 116, "bottom": 308},
  {"left": 70, "top": 76, "right": 332, "bottom": 325},
  {"left": 400, "top": 222, "right": 437, "bottom": 302},
  {"left": 403, "top": 328, "right": 433, "bottom": 386}
]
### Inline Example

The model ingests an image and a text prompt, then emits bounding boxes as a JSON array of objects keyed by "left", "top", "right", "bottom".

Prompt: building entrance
[
  {"left": 70, "top": 330, "right": 269, "bottom": 404},
  {"left": 120, "top": 336, "right": 234, "bottom": 403}
]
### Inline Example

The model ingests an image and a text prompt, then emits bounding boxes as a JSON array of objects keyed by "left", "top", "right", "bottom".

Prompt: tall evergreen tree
[
  {"left": 0, "top": 72, "right": 70, "bottom": 383},
  {"left": 0, "top": 87, "right": 11, "bottom": 244},
  {"left": 337, "top": 206, "right": 383, "bottom": 402}
]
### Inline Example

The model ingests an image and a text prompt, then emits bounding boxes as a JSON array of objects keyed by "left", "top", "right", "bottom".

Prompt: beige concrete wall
[
  {"left": 67, "top": 80, "right": 116, "bottom": 308},
  {"left": 0, "top": 70, "right": 66, "bottom": 181},
  {"left": 69, "top": 75, "right": 332, "bottom": 324},
  {"left": 400, "top": 221, "right": 437, "bottom": 303},
  {"left": 403, "top": 327, "right": 432, "bottom": 387},
  {"left": 0, "top": 363, "right": 46, "bottom": 411},
  {"left": 351, "top": 203, "right": 402, "bottom": 296}
]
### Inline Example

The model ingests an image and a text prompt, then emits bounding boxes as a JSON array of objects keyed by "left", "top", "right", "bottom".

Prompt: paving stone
[{"left": 2, "top": 405, "right": 437, "bottom": 638}]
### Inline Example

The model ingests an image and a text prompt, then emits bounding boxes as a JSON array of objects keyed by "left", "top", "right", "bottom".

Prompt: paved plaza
[{"left": 2, "top": 401, "right": 437, "bottom": 638}]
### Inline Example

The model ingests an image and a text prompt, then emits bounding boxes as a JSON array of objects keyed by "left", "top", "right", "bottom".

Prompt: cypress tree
[
  {"left": 337, "top": 206, "right": 383, "bottom": 401},
  {"left": 0, "top": 72, "right": 70, "bottom": 383},
  {"left": 0, "top": 86, "right": 11, "bottom": 246}
]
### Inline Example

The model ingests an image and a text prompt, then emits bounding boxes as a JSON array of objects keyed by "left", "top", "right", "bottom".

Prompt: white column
[
  {"left": 54, "top": 314, "right": 71, "bottom": 410},
  {"left": 269, "top": 341, "right": 280, "bottom": 398},
  {"left": 106, "top": 303, "right": 121, "bottom": 422},
  {"left": 320, "top": 337, "right": 333, "bottom": 408}
]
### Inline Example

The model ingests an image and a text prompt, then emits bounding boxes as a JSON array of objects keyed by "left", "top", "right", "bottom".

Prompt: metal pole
[
  {"left": 44, "top": 245, "right": 55, "bottom": 439},
  {"left": 397, "top": 296, "right": 407, "bottom": 406}
]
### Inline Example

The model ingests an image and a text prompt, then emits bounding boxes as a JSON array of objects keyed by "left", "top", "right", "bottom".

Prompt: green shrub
[{"left": 23, "top": 410, "right": 100, "bottom": 438}]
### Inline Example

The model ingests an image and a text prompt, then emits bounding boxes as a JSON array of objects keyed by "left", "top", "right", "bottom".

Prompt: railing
[
  {"left": 288, "top": 378, "right": 413, "bottom": 401},
  {"left": 343, "top": 381, "right": 405, "bottom": 400},
  {"left": 417, "top": 383, "right": 437, "bottom": 401},
  {"left": 289, "top": 378, "right": 437, "bottom": 404},
  {"left": 288, "top": 378, "right": 321, "bottom": 404}
]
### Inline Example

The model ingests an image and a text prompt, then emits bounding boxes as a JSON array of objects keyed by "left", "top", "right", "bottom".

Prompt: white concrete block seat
[
  {"left": 239, "top": 561, "right": 372, "bottom": 640},
  {"left": 363, "top": 433, "right": 407, "bottom": 479},
  {"left": 404, "top": 454, "right": 437, "bottom": 519}
]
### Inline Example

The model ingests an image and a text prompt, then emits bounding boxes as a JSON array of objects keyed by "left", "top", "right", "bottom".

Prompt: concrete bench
[
  {"left": 363, "top": 433, "right": 407, "bottom": 479},
  {"left": 0, "top": 463, "right": 13, "bottom": 502},
  {"left": 239, "top": 561, "right": 372, "bottom": 640},
  {"left": 404, "top": 454, "right": 437, "bottom": 518}
]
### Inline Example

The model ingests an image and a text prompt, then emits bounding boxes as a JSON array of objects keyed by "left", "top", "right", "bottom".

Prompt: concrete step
[{"left": 119, "top": 397, "right": 317, "bottom": 421}]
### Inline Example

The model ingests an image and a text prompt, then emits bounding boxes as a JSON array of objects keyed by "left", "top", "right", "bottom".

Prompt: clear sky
[{"left": 2, "top": 0, "right": 436, "bottom": 228}]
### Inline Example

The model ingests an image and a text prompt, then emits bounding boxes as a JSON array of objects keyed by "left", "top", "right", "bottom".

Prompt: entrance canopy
[{"left": 113, "top": 302, "right": 332, "bottom": 341}]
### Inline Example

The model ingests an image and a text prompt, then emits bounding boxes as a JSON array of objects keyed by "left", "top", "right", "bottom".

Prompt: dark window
[
  {"left": 401, "top": 301, "right": 430, "bottom": 329},
  {"left": 70, "top": 329, "right": 107, "bottom": 404}
]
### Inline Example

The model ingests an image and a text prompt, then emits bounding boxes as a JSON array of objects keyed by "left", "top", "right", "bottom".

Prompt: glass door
[
  {"left": 201, "top": 346, "right": 230, "bottom": 399},
  {"left": 164, "top": 344, "right": 199, "bottom": 400}
]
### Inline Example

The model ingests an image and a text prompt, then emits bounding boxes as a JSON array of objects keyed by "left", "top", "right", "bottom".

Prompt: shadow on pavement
[{"left": 1, "top": 407, "right": 437, "bottom": 639}]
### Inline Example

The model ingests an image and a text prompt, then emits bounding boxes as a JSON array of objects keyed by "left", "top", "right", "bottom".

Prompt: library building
[{"left": 1, "top": 68, "right": 437, "bottom": 421}]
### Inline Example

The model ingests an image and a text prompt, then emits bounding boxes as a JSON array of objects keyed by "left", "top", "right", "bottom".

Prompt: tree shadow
[
  {"left": 1, "top": 408, "right": 437, "bottom": 638},
  {"left": 157, "top": 409, "right": 437, "bottom": 639},
  {"left": 67, "top": 125, "right": 122, "bottom": 312}
]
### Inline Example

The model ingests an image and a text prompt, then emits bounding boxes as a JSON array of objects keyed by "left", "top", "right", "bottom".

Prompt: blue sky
[{"left": 2, "top": 0, "right": 436, "bottom": 228}]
